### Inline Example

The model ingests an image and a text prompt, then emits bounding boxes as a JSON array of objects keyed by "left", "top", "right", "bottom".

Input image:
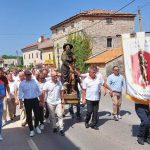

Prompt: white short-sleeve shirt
[
  {"left": 43, "top": 80, "right": 63, "bottom": 105},
  {"left": 82, "top": 76, "right": 104, "bottom": 101}
]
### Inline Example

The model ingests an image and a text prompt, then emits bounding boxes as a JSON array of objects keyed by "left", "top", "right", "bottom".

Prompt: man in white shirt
[
  {"left": 82, "top": 65, "right": 112, "bottom": 130},
  {"left": 43, "top": 71, "right": 65, "bottom": 136},
  {"left": 6, "top": 73, "right": 17, "bottom": 120},
  {"left": 19, "top": 70, "right": 42, "bottom": 137},
  {"left": 15, "top": 71, "right": 27, "bottom": 126}
]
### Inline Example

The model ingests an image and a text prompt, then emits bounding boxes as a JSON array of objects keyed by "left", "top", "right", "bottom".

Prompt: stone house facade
[
  {"left": 38, "top": 39, "right": 54, "bottom": 65},
  {"left": 22, "top": 36, "right": 54, "bottom": 67},
  {"left": 22, "top": 42, "right": 42, "bottom": 67},
  {"left": 50, "top": 9, "right": 136, "bottom": 68}
]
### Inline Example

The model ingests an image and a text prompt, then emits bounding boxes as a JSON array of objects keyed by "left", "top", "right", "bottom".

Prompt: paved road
[{"left": 0, "top": 94, "right": 150, "bottom": 150}]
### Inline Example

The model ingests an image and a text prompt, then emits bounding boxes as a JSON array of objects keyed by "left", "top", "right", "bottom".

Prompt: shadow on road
[
  {"left": 97, "top": 118, "right": 112, "bottom": 127},
  {"left": 2, "top": 115, "right": 20, "bottom": 127},
  {"left": 132, "top": 125, "right": 139, "bottom": 137},
  {"left": 120, "top": 110, "right": 131, "bottom": 116},
  {"left": 98, "top": 111, "right": 111, "bottom": 117},
  {"left": 1, "top": 124, "right": 80, "bottom": 150}
]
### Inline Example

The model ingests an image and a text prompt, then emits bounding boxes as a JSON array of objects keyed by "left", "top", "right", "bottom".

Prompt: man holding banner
[{"left": 122, "top": 32, "right": 150, "bottom": 145}]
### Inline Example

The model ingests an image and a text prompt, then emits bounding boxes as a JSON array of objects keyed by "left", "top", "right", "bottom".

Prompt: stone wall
[
  {"left": 23, "top": 47, "right": 42, "bottom": 67},
  {"left": 51, "top": 16, "right": 134, "bottom": 68},
  {"left": 105, "top": 55, "right": 125, "bottom": 77},
  {"left": 83, "top": 17, "right": 134, "bottom": 55}
]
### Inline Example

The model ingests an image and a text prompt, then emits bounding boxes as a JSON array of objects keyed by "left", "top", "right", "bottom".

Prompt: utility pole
[
  {"left": 56, "top": 44, "right": 60, "bottom": 71},
  {"left": 138, "top": 6, "right": 142, "bottom": 32}
]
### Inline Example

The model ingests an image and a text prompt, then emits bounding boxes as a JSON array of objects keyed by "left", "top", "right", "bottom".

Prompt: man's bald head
[
  {"left": 19, "top": 71, "right": 25, "bottom": 81},
  {"left": 51, "top": 71, "right": 58, "bottom": 83}
]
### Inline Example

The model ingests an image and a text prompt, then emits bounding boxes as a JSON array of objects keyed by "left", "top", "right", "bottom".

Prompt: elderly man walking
[
  {"left": 19, "top": 70, "right": 42, "bottom": 137},
  {"left": 43, "top": 71, "right": 65, "bottom": 136},
  {"left": 15, "top": 71, "right": 27, "bottom": 126},
  {"left": 82, "top": 65, "right": 112, "bottom": 130},
  {"left": 107, "top": 66, "right": 125, "bottom": 121}
]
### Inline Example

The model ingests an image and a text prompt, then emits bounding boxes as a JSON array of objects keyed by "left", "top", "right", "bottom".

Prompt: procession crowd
[{"left": 0, "top": 64, "right": 150, "bottom": 146}]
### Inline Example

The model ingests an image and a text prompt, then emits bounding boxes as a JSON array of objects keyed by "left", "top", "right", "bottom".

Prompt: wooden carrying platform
[{"left": 64, "top": 93, "right": 80, "bottom": 104}]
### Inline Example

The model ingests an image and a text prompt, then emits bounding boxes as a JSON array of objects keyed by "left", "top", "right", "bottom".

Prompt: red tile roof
[
  {"left": 85, "top": 48, "right": 123, "bottom": 64},
  {"left": 22, "top": 37, "right": 49, "bottom": 50},
  {"left": 51, "top": 9, "right": 136, "bottom": 30}
]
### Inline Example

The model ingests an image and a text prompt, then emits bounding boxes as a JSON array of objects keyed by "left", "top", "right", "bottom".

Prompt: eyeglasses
[
  {"left": 114, "top": 69, "right": 119, "bottom": 71},
  {"left": 25, "top": 74, "right": 32, "bottom": 76}
]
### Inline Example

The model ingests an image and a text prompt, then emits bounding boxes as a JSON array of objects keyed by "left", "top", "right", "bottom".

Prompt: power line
[
  {"left": 0, "top": 33, "right": 49, "bottom": 36},
  {"left": 132, "top": 0, "right": 150, "bottom": 13},
  {"left": 0, "top": 0, "right": 136, "bottom": 39},
  {"left": 52, "top": 0, "right": 136, "bottom": 42}
]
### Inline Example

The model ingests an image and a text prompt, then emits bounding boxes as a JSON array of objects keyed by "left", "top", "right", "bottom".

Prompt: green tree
[
  {"left": 67, "top": 32, "right": 92, "bottom": 73},
  {"left": 2, "top": 55, "right": 17, "bottom": 59}
]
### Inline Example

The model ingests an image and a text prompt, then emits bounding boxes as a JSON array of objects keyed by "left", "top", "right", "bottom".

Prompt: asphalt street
[{"left": 0, "top": 93, "right": 150, "bottom": 150}]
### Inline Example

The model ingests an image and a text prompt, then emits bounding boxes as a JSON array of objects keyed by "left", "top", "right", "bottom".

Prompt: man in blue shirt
[
  {"left": 19, "top": 70, "right": 42, "bottom": 137},
  {"left": 0, "top": 79, "right": 6, "bottom": 141},
  {"left": 107, "top": 66, "right": 124, "bottom": 121}
]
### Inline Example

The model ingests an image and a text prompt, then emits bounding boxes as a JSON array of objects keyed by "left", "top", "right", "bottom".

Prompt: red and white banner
[{"left": 122, "top": 32, "right": 150, "bottom": 103}]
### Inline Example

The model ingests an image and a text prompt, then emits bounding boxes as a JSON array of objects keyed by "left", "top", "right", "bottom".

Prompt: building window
[
  {"left": 32, "top": 53, "right": 33, "bottom": 58},
  {"left": 106, "top": 18, "right": 112, "bottom": 24},
  {"left": 55, "top": 29, "right": 58, "bottom": 35},
  {"left": 63, "top": 26, "right": 65, "bottom": 32},
  {"left": 24, "top": 54, "right": 25, "bottom": 59},
  {"left": 36, "top": 52, "right": 38, "bottom": 58},
  {"left": 71, "top": 22, "right": 74, "bottom": 28},
  {"left": 107, "top": 37, "right": 112, "bottom": 47},
  {"left": 29, "top": 54, "right": 30, "bottom": 59},
  {"left": 40, "top": 52, "right": 42, "bottom": 60},
  {"left": 49, "top": 54, "right": 51, "bottom": 60}
]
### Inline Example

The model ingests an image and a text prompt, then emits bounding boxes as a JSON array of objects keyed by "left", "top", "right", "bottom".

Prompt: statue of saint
[{"left": 61, "top": 43, "right": 75, "bottom": 94}]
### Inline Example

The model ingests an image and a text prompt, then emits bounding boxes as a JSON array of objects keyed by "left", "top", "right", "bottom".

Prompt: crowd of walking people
[{"left": 0, "top": 64, "right": 150, "bottom": 146}]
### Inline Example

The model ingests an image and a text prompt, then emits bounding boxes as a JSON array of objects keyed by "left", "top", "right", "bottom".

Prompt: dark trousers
[
  {"left": 85, "top": 100, "right": 99, "bottom": 126},
  {"left": 69, "top": 103, "right": 80, "bottom": 116},
  {"left": 24, "top": 98, "right": 40, "bottom": 131},
  {"left": 44, "top": 102, "right": 49, "bottom": 119},
  {"left": 69, "top": 90, "right": 81, "bottom": 116},
  {"left": 39, "top": 106, "right": 44, "bottom": 125},
  {"left": 135, "top": 103, "right": 150, "bottom": 139}
]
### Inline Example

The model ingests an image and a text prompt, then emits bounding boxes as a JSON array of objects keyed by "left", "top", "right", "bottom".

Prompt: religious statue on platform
[{"left": 61, "top": 43, "right": 75, "bottom": 94}]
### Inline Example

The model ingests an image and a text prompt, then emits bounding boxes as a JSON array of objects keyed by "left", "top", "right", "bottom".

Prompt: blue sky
[{"left": 0, "top": 0, "right": 150, "bottom": 55}]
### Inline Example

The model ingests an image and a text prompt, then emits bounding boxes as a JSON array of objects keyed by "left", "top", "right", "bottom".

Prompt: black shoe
[
  {"left": 137, "top": 137, "right": 144, "bottom": 145},
  {"left": 85, "top": 122, "right": 89, "bottom": 128},
  {"left": 53, "top": 128, "right": 58, "bottom": 133},
  {"left": 63, "top": 113, "right": 66, "bottom": 118},
  {"left": 76, "top": 115, "right": 81, "bottom": 120},
  {"left": 60, "top": 130, "right": 65, "bottom": 136},
  {"left": 91, "top": 125, "right": 99, "bottom": 130},
  {"left": 145, "top": 138, "right": 150, "bottom": 144}
]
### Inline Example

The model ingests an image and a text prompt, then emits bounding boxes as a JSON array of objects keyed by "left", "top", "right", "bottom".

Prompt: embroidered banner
[{"left": 122, "top": 32, "right": 150, "bottom": 103}]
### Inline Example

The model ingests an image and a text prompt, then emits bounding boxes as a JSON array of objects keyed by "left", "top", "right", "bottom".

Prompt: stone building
[
  {"left": 50, "top": 9, "right": 136, "bottom": 69},
  {"left": 38, "top": 39, "right": 54, "bottom": 65},
  {"left": 85, "top": 48, "right": 124, "bottom": 77},
  {"left": 22, "top": 36, "right": 55, "bottom": 67}
]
